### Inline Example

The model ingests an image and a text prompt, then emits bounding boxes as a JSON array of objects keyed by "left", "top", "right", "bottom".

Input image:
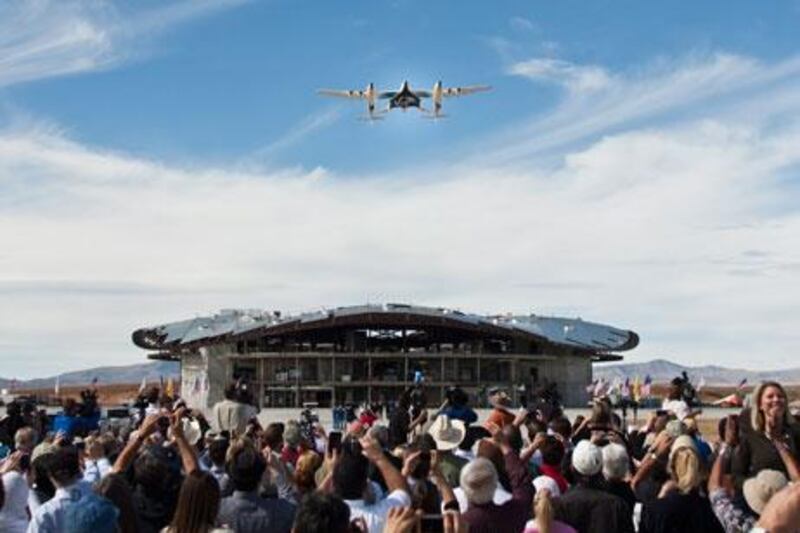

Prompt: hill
[
  {"left": 0, "top": 361, "right": 179, "bottom": 390},
  {"left": 594, "top": 358, "right": 800, "bottom": 385}
]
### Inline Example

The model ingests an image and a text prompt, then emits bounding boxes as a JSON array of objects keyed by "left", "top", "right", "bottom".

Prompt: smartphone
[
  {"left": 420, "top": 514, "right": 444, "bottom": 533},
  {"left": 655, "top": 410, "right": 668, "bottom": 417},
  {"left": 328, "top": 431, "right": 343, "bottom": 452}
]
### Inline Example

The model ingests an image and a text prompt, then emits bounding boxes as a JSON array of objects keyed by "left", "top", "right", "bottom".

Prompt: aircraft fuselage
[{"left": 389, "top": 82, "right": 421, "bottom": 109}]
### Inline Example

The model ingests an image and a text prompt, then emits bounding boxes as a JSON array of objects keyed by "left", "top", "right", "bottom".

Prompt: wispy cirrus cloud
[
  {"left": 488, "top": 53, "right": 800, "bottom": 165},
  {"left": 508, "top": 58, "right": 614, "bottom": 93},
  {"left": 0, "top": 0, "right": 248, "bottom": 88},
  {"left": 247, "top": 107, "right": 342, "bottom": 165}
]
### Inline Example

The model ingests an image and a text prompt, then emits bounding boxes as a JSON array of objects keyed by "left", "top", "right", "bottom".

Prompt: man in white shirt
[
  {"left": 27, "top": 446, "right": 93, "bottom": 533},
  {"left": 212, "top": 383, "right": 259, "bottom": 436},
  {"left": 331, "top": 435, "right": 411, "bottom": 533}
]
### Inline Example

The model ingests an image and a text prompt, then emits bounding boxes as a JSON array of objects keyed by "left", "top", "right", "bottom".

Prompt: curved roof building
[{"left": 133, "top": 303, "right": 639, "bottom": 408}]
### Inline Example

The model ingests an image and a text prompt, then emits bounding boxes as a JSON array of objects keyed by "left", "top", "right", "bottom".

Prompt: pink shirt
[{"left": 524, "top": 519, "right": 577, "bottom": 533}]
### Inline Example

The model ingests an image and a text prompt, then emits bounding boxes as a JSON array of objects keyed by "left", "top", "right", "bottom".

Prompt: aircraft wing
[
  {"left": 442, "top": 85, "right": 491, "bottom": 97},
  {"left": 318, "top": 89, "right": 369, "bottom": 99},
  {"left": 415, "top": 90, "right": 432, "bottom": 98},
  {"left": 378, "top": 91, "right": 397, "bottom": 99}
]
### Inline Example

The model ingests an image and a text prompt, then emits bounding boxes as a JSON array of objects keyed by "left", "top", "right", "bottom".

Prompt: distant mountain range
[
  {"left": 0, "top": 361, "right": 179, "bottom": 391},
  {"left": 594, "top": 358, "right": 800, "bottom": 385},
  {"left": 3, "top": 358, "right": 800, "bottom": 391}
]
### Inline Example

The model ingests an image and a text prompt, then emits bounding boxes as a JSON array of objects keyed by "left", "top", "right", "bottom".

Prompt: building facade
[{"left": 132, "top": 304, "right": 639, "bottom": 408}]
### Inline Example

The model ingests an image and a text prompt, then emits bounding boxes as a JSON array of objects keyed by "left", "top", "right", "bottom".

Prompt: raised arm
[
  {"left": 730, "top": 432, "right": 752, "bottom": 491},
  {"left": 430, "top": 451, "right": 457, "bottom": 510},
  {"left": 500, "top": 440, "right": 533, "bottom": 502},
  {"left": 631, "top": 432, "right": 673, "bottom": 491},
  {"left": 170, "top": 408, "right": 199, "bottom": 475},
  {"left": 520, "top": 432, "right": 546, "bottom": 464},
  {"left": 112, "top": 414, "right": 160, "bottom": 474},
  {"left": 774, "top": 439, "right": 800, "bottom": 482},
  {"left": 361, "top": 435, "right": 407, "bottom": 495}
]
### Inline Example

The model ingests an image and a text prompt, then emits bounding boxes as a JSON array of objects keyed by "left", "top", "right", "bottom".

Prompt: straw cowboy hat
[{"left": 428, "top": 415, "right": 466, "bottom": 451}]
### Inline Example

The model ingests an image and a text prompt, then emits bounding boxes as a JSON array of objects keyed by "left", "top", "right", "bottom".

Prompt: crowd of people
[{"left": 1, "top": 379, "right": 800, "bottom": 532}]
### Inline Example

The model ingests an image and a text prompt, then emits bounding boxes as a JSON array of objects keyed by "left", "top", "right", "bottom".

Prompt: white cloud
[
  {"left": 2, "top": 52, "right": 800, "bottom": 376},
  {"left": 0, "top": 0, "right": 248, "bottom": 88},
  {"left": 509, "top": 58, "right": 614, "bottom": 93},
  {"left": 489, "top": 53, "right": 800, "bottom": 166},
  {"left": 509, "top": 16, "right": 536, "bottom": 32},
  {"left": 248, "top": 107, "right": 342, "bottom": 164}
]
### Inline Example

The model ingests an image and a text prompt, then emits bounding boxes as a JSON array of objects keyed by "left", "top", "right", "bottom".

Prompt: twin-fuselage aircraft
[{"left": 318, "top": 80, "right": 490, "bottom": 120}]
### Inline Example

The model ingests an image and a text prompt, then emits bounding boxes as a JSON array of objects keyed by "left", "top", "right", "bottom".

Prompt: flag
[
  {"left": 139, "top": 376, "right": 147, "bottom": 394},
  {"left": 593, "top": 378, "right": 607, "bottom": 398},
  {"left": 202, "top": 373, "right": 210, "bottom": 392},
  {"left": 54, "top": 375, "right": 60, "bottom": 396},
  {"left": 642, "top": 374, "right": 652, "bottom": 398},
  {"left": 737, "top": 378, "right": 748, "bottom": 391},
  {"left": 622, "top": 377, "right": 631, "bottom": 398},
  {"left": 586, "top": 379, "right": 597, "bottom": 394},
  {"left": 632, "top": 375, "right": 642, "bottom": 402},
  {"left": 166, "top": 377, "right": 175, "bottom": 398}
]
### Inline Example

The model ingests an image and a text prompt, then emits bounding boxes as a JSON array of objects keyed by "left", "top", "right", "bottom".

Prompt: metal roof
[{"left": 132, "top": 303, "right": 639, "bottom": 355}]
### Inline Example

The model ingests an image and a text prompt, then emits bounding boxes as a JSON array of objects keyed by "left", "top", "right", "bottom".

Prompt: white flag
[
  {"left": 139, "top": 375, "right": 147, "bottom": 394},
  {"left": 54, "top": 375, "right": 60, "bottom": 396}
]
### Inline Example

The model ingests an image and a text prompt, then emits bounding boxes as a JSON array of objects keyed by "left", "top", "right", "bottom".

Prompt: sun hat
[
  {"left": 427, "top": 415, "right": 466, "bottom": 451},
  {"left": 533, "top": 474, "right": 561, "bottom": 497},
  {"left": 571, "top": 440, "right": 602, "bottom": 477},
  {"left": 744, "top": 469, "right": 788, "bottom": 514}
]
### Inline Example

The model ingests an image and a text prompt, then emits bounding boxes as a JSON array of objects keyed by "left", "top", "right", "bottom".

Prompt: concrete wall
[
  {"left": 181, "top": 345, "right": 230, "bottom": 410},
  {"left": 516, "top": 355, "right": 591, "bottom": 406}
]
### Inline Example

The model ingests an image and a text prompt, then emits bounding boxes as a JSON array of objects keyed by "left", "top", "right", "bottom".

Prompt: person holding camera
[{"left": 0, "top": 450, "right": 30, "bottom": 533}]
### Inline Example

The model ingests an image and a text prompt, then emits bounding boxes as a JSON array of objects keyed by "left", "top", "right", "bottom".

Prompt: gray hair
[
  {"left": 460, "top": 457, "right": 498, "bottom": 505},
  {"left": 367, "top": 425, "right": 389, "bottom": 448},
  {"left": 14, "top": 427, "right": 36, "bottom": 451},
  {"left": 601, "top": 443, "right": 629, "bottom": 481}
]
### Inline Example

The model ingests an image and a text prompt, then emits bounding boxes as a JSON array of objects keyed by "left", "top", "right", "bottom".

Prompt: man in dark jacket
[
  {"left": 217, "top": 438, "right": 296, "bottom": 533},
  {"left": 554, "top": 440, "right": 635, "bottom": 533}
]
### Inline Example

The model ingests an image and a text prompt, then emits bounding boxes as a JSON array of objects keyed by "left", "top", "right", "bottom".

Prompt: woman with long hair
[
  {"left": 639, "top": 443, "right": 723, "bottom": 533},
  {"left": 523, "top": 489, "right": 576, "bottom": 533},
  {"left": 164, "top": 470, "right": 227, "bottom": 533},
  {"left": 294, "top": 450, "right": 322, "bottom": 496},
  {"left": 732, "top": 381, "right": 800, "bottom": 489}
]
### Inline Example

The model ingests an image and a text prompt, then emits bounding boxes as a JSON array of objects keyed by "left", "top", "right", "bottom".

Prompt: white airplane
[{"left": 317, "top": 80, "right": 491, "bottom": 120}]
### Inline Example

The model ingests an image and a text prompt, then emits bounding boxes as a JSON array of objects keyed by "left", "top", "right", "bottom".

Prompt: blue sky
[{"left": 2, "top": 0, "right": 800, "bottom": 378}]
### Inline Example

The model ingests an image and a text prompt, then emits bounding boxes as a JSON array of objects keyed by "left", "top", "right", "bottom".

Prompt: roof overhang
[{"left": 132, "top": 303, "right": 639, "bottom": 356}]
